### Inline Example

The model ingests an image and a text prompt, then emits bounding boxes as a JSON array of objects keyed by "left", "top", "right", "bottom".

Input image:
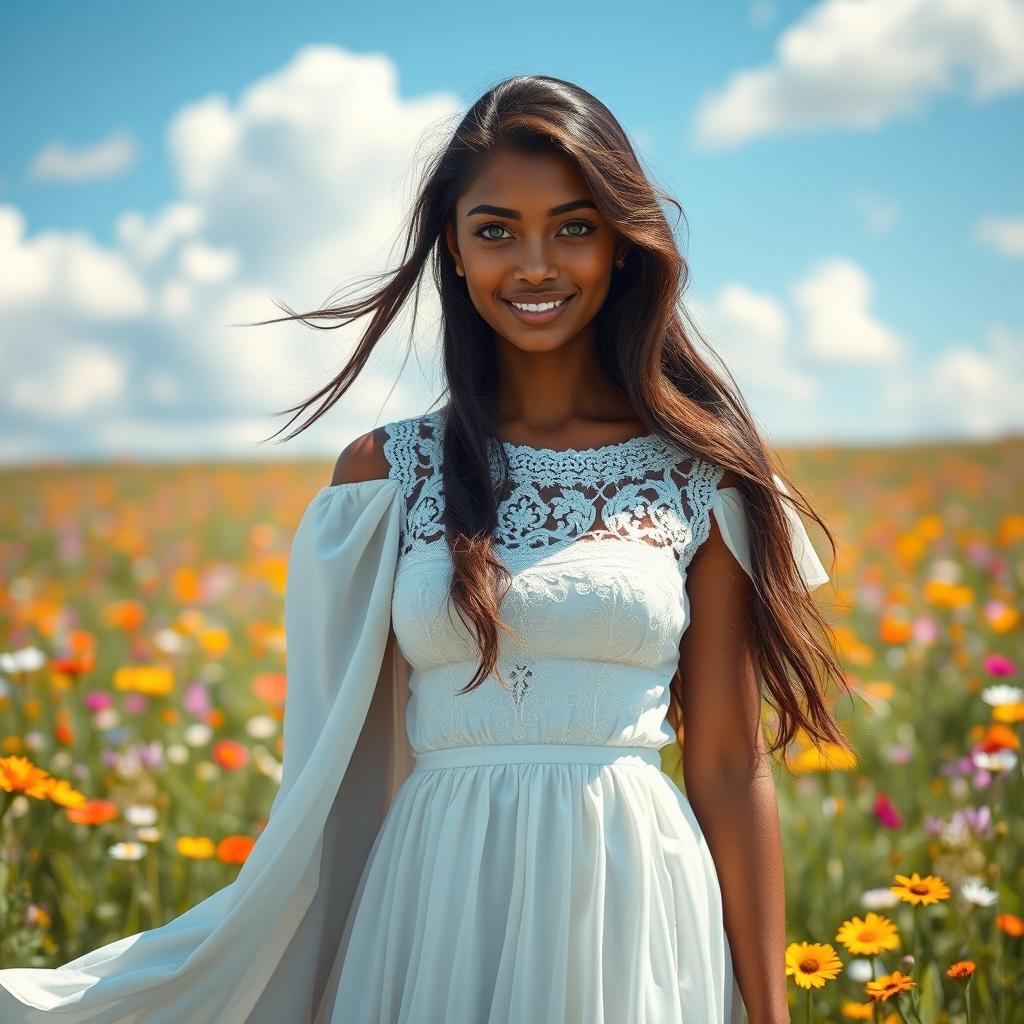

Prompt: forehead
[{"left": 457, "top": 149, "right": 592, "bottom": 214}]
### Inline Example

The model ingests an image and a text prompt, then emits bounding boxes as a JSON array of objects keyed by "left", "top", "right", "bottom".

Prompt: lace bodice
[
  {"left": 380, "top": 409, "right": 728, "bottom": 758},
  {"left": 381, "top": 409, "right": 724, "bottom": 572}
]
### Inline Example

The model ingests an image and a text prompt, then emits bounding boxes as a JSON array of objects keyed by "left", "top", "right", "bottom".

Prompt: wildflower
[
  {"left": 946, "top": 960, "right": 975, "bottom": 979},
  {"left": 108, "top": 841, "right": 147, "bottom": 861},
  {"left": 835, "top": 913, "right": 901, "bottom": 956},
  {"left": 982, "top": 654, "right": 1016, "bottom": 676},
  {"left": 784, "top": 941, "right": 843, "bottom": 990},
  {"left": 66, "top": 799, "right": 119, "bottom": 825},
  {"left": 0, "top": 755, "right": 52, "bottom": 799},
  {"left": 996, "top": 913, "right": 1024, "bottom": 936},
  {"left": 217, "top": 835, "right": 255, "bottom": 865},
  {"left": 212, "top": 739, "right": 250, "bottom": 771},
  {"left": 873, "top": 793, "right": 903, "bottom": 829},
  {"left": 176, "top": 836, "right": 216, "bottom": 859},
  {"left": 0, "top": 646, "right": 47, "bottom": 674},
  {"left": 865, "top": 970, "right": 916, "bottom": 1001},
  {"left": 982, "top": 684, "right": 1023, "bottom": 706},
  {"left": 113, "top": 665, "right": 174, "bottom": 697},
  {"left": 890, "top": 871, "right": 951, "bottom": 906},
  {"left": 861, "top": 887, "right": 900, "bottom": 910},
  {"left": 960, "top": 877, "right": 998, "bottom": 907}
]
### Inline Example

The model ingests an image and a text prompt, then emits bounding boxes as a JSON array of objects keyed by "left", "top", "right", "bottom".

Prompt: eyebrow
[{"left": 465, "top": 198, "right": 597, "bottom": 218}]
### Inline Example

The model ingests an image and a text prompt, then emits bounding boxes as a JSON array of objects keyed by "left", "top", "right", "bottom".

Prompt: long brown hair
[{"left": 243, "top": 73, "right": 852, "bottom": 762}]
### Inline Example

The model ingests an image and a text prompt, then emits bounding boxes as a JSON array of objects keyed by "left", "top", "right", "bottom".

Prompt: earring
[
  {"left": 456, "top": 266, "right": 465, "bottom": 277},
  {"left": 614, "top": 256, "right": 625, "bottom": 269}
]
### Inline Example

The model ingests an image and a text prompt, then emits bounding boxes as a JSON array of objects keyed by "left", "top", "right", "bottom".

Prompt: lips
[{"left": 501, "top": 292, "right": 576, "bottom": 325}]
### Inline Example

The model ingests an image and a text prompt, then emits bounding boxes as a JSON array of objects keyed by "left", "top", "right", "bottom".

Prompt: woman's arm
[{"left": 676, "top": 475, "right": 791, "bottom": 1024}]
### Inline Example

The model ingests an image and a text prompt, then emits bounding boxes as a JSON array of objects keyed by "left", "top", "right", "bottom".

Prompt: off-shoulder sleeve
[
  {"left": 712, "top": 473, "right": 830, "bottom": 591},
  {"left": 0, "top": 478, "right": 415, "bottom": 1024}
]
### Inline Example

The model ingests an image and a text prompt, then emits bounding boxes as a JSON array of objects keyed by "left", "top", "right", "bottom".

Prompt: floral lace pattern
[{"left": 381, "top": 408, "right": 724, "bottom": 571}]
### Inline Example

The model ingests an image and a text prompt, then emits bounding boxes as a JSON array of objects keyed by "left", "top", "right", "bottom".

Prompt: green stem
[
  {"left": 806, "top": 986, "right": 812, "bottom": 1024},
  {"left": 965, "top": 977, "right": 973, "bottom": 1024}
]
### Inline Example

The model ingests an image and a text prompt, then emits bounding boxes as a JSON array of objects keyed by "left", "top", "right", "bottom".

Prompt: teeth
[{"left": 510, "top": 297, "right": 567, "bottom": 312}]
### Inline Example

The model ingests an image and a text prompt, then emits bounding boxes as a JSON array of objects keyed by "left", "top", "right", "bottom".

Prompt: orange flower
[
  {"left": 0, "top": 755, "right": 52, "bottom": 798},
  {"left": 976, "top": 724, "right": 1019, "bottom": 752},
  {"left": 103, "top": 600, "right": 146, "bottom": 631},
  {"left": 996, "top": 913, "right": 1024, "bottom": 937},
  {"left": 946, "top": 961, "right": 975, "bottom": 979},
  {"left": 890, "top": 872, "right": 950, "bottom": 906},
  {"left": 211, "top": 739, "right": 250, "bottom": 771},
  {"left": 866, "top": 970, "right": 916, "bottom": 1002},
  {"left": 66, "top": 799, "right": 119, "bottom": 825},
  {"left": 217, "top": 835, "right": 255, "bottom": 865},
  {"left": 252, "top": 672, "right": 287, "bottom": 705}
]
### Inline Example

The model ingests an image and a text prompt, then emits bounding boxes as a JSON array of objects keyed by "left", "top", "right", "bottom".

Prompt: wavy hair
[{"left": 243, "top": 73, "right": 852, "bottom": 762}]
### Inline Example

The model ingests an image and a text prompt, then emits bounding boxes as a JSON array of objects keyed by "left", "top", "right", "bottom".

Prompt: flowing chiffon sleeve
[
  {"left": 0, "top": 478, "right": 415, "bottom": 1024},
  {"left": 711, "top": 473, "right": 830, "bottom": 591}
]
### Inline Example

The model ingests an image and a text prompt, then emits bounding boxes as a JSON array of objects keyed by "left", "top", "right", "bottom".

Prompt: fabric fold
[
  {"left": 712, "top": 472, "right": 830, "bottom": 591},
  {"left": 0, "top": 478, "right": 415, "bottom": 1024}
]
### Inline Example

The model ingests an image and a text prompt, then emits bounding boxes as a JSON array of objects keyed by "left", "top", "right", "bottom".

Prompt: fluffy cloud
[
  {"left": 693, "top": 0, "right": 1024, "bottom": 150},
  {"left": 1, "top": 45, "right": 460, "bottom": 461},
  {"left": 792, "top": 258, "right": 906, "bottom": 366}
]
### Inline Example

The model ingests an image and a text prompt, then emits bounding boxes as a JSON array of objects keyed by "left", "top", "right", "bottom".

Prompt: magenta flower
[
  {"left": 874, "top": 792, "right": 903, "bottom": 829},
  {"left": 84, "top": 691, "right": 113, "bottom": 711},
  {"left": 983, "top": 654, "right": 1016, "bottom": 677}
]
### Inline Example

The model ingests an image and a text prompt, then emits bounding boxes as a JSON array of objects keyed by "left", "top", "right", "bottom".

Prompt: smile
[{"left": 502, "top": 293, "right": 575, "bottom": 325}]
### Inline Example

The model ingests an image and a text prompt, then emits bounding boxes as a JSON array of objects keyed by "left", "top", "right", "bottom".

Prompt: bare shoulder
[{"left": 330, "top": 427, "right": 391, "bottom": 485}]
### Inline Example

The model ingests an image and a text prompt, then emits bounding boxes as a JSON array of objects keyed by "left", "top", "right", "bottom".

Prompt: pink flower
[
  {"left": 84, "top": 691, "right": 113, "bottom": 711},
  {"left": 873, "top": 792, "right": 903, "bottom": 829},
  {"left": 983, "top": 654, "right": 1016, "bottom": 677}
]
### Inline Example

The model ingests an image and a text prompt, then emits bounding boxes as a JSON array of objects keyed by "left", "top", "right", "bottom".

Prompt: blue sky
[{"left": 1, "top": 0, "right": 1022, "bottom": 463}]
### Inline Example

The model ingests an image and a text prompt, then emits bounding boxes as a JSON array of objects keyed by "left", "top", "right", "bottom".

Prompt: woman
[{"left": 0, "top": 74, "right": 848, "bottom": 1023}]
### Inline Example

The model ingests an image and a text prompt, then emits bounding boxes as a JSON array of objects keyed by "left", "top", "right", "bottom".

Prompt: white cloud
[
  {"left": 693, "top": 0, "right": 1024, "bottom": 150},
  {"left": 690, "top": 281, "right": 819, "bottom": 411},
  {"left": 973, "top": 215, "right": 1024, "bottom": 258},
  {"left": 1, "top": 44, "right": 458, "bottom": 462},
  {"left": 8, "top": 344, "right": 127, "bottom": 418},
  {"left": 887, "top": 324, "right": 1024, "bottom": 438},
  {"left": 792, "top": 258, "right": 907, "bottom": 366},
  {"left": 29, "top": 130, "right": 140, "bottom": 182}
]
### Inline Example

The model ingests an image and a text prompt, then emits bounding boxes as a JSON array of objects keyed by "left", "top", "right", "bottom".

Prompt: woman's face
[{"left": 446, "top": 148, "right": 626, "bottom": 354}]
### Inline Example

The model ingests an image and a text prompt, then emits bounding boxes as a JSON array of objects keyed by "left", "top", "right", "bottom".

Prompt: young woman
[{"left": 0, "top": 74, "right": 848, "bottom": 1024}]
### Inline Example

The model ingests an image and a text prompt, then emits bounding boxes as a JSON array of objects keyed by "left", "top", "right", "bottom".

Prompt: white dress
[{"left": 0, "top": 408, "right": 828, "bottom": 1024}]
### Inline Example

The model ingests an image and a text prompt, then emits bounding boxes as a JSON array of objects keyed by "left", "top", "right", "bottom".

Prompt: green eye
[
  {"left": 474, "top": 224, "right": 512, "bottom": 241},
  {"left": 560, "top": 221, "right": 595, "bottom": 237}
]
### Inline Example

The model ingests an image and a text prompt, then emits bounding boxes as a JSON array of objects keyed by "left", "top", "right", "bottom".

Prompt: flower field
[{"left": 1, "top": 441, "right": 1022, "bottom": 1022}]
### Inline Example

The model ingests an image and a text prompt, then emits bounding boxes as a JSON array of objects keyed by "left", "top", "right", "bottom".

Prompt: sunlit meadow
[{"left": 2, "top": 439, "right": 1022, "bottom": 1022}]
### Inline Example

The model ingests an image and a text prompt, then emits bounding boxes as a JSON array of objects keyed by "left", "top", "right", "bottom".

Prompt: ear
[{"left": 444, "top": 219, "right": 462, "bottom": 273}]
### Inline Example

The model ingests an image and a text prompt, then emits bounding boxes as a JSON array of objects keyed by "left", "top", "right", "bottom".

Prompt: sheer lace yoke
[{"left": 381, "top": 409, "right": 724, "bottom": 575}]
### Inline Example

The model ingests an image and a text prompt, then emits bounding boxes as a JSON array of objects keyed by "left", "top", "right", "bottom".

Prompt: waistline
[{"left": 412, "top": 742, "right": 664, "bottom": 773}]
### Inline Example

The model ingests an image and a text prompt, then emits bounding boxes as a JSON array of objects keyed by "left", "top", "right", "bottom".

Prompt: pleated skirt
[{"left": 322, "top": 743, "right": 745, "bottom": 1024}]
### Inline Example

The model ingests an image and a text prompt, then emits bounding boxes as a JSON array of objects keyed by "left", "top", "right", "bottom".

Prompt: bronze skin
[{"left": 444, "top": 147, "right": 638, "bottom": 445}]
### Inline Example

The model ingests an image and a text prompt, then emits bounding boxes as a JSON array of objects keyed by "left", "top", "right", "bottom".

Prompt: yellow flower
[
  {"left": 836, "top": 912, "right": 901, "bottom": 956},
  {"left": 890, "top": 871, "right": 950, "bottom": 906},
  {"left": 785, "top": 941, "right": 843, "bottom": 990},
  {"left": 176, "top": 836, "right": 216, "bottom": 859},
  {"left": 42, "top": 777, "right": 87, "bottom": 808},
  {"left": 113, "top": 665, "right": 175, "bottom": 696},
  {"left": 789, "top": 742, "right": 858, "bottom": 773},
  {"left": 866, "top": 970, "right": 915, "bottom": 1001}
]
